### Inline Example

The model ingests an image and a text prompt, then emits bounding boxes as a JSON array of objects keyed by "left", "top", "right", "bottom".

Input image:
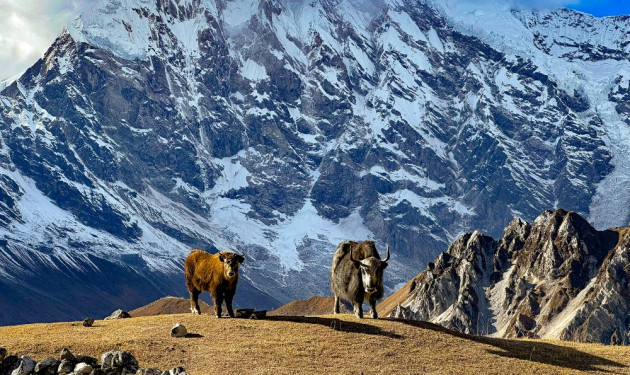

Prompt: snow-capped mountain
[
  {"left": 389, "top": 209, "right": 630, "bottom": 345},
  {"left": 0, "top": 0, "right": 629, "bottom": 324}
]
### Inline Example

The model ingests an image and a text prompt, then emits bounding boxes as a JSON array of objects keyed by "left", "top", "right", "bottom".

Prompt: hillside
[
  {"left": 268, "top": 296, "right": 351, "bottom": 316},
  {"left": 129, "top": 296, "right": 213, "bottom": 317},
  {"left": 1, "top": 314, "right": 629, "bottom": 374}
]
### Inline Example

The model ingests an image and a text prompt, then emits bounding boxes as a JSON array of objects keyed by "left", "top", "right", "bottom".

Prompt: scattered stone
[
  {"left": 167, "top": 367, "right": 187, "bottom": 375},
  {"left": 11, "top": 355, "right": 36, "bottom": 375},
  {"left": 59, "top": 348, "right": 76, "bottom": 363},
  {"left": 76, "top": 355, "right": 98, "bottom": 368},
  {"left": 104, "top": 309, "right": 131, "bottom": 320},
  {"left": 136, "top": 368, "right": 164, "bottom": 375},
  {"left": 34, "top": 357, "right": 60, "bottom": 375},
  {"left": 0, "top": 348, "right": 6, "bottom": 362},
  {"left": 83, "top": 318, "right": 95, "bottom": 327},
  {"left": 170, "top": 323, "right": 187, "bottom": 338},
  {"left": 100, "top": 351, "right": 138, "bottom": 372},
  {"left": 1, "top": 355, "right": 19, "bottom": 374},
  {"left": 1, "top": 349, "right": 177, "bottom": 375},
  {"left": 74, "top": 362, "right": 93, "bottom": 374},
  {"left": 57, "top": 359, "right": 74, "bottom": 375}
]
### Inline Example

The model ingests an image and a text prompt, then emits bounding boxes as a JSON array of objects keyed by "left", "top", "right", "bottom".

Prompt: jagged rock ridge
[{"left": 390, "top": 209, "right": 630, "bottom": 344}]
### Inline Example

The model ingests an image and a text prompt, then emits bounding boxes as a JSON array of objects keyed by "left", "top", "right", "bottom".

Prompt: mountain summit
[
  {"left": 389, "top": 209, "right": 630, "bottom": 345},
  {"left": 0, "top": 0, "right": 629, "bottom": 324}
]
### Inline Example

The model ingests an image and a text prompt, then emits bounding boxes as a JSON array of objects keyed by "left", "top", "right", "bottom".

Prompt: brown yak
[{"left": 185, "top": 249, "right": 245, "bottom": 318}]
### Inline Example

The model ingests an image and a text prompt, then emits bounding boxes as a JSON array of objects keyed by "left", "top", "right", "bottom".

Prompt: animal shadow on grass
[
  {"left": 267, "top": 316, "right": 403, "bottom": 339},
  {"left": 386, "top": 318, "right": 626, "bottom": 374}
]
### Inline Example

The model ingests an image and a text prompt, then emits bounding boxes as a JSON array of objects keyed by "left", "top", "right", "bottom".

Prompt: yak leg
[
  {"left": 212, "top": 291, "right": 224, "bottom": 318},
  {"left": 369, "top": 297, "right": 378, "bottom": 319},
  {"left": 225, "top": 292, "right": 236, "bottom": 318},
  {"left": 189, "top": 289, "right": 201, "bottom": 315},
  {"left": 353, "top": 302, "right": 363, "bottom": 319},
  {"left": 333, "top": 295, "right": 340, "bottom": 314}
]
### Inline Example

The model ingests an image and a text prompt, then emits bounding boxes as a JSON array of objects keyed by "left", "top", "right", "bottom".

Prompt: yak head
[
  {"left": 351, "top": 245, "right": 390, "bottom": 294},
  {"left": 218, "top": 251, "right": 245, "bottom": 280}
]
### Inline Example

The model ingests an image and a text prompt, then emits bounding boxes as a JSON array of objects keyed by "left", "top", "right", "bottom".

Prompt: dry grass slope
[{"left": 1, "top": 314, "right": 629, "bottom": 374}]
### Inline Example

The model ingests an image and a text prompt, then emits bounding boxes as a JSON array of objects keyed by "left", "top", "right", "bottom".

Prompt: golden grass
[{"left": 1, "top": 314, "right": 630, "bottom": 374}]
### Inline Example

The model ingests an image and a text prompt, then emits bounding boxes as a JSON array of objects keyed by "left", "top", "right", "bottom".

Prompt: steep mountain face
[
  {"left": 389, "top": 209, "right": 630, "bottom": 344},
  {"left": 0, "top": 0, "right": 629, "bottom": 324}
]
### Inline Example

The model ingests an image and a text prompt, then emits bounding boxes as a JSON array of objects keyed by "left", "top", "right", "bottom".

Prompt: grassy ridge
[{"left": 1, "top": 314, "right": 628, "bottom": 374}]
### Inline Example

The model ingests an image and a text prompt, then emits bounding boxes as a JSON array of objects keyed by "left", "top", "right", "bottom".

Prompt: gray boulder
[
  {"left": 74, "top": 363, "right": 93, "bottom": 374},
  {"left": 75, "top": 355, "right": 98, "bottom": 368},
  {"left": 167, "top": 368, "right": 187, "bottom": 375},
  {"left": 100, "top": 351, "right": 138, "bottom": 372},
  {"left": 34, "top": 357, "right": 60, "bottom": 375},
  {"left": 59, "top": 348, "right": 76, "bottom": 363},
  {"left": 1, "top": 355, "right": 19, "bottom": 375},
  {"left": 104, "top": 310, "right": 131, "bottom": 320},
  {"left": 57, "top": 359, "right": 74, "bottom": 375},
  {"left": 10, "top": 356, "right": 36, "bottom": 375},
  {"left": 170, "top": 323, "right": 187, "bottom": 338}
]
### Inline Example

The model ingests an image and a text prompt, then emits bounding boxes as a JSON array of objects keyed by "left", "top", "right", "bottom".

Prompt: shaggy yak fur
[
  {"left": 185, "top": 250, "right": 245, "bottom": 318},
  {"left": 330, "top": 240, "right": 390, "bottom": 319}
]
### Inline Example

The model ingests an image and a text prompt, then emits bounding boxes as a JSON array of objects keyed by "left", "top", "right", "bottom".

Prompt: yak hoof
[
  {"left": 190, "top": 308, "right": 200, "bottom": 315},
  {"left": 371, "top": 311, "right": 378, "bottom": 319}
]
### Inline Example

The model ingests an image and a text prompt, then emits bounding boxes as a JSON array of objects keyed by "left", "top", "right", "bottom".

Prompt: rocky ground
[{"left": 1, "top": 313, "right": 629, "bottom": 374}]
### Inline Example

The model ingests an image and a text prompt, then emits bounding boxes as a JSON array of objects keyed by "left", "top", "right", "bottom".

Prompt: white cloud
[{"left": 0, "top": 0, "right": 87, "bottom": 80}]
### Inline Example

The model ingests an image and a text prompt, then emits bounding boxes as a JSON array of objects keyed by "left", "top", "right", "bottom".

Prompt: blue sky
[
  {"left": 1, "top": 0, "right": 630, "bottom": 81},
  {"left": 567, "top": 0, "right": 630, "bottom": 17}
]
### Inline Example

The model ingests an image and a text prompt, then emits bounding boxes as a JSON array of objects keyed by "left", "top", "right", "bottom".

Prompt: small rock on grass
[
  {"left": 170, "top": 323, "right": 187, "bottom": 338},
  {"left": 83, "top": 318, "right": 95, "bottom": 327},
  {"left": 104, "top": 309, "right": 131, "bottom": 320}
]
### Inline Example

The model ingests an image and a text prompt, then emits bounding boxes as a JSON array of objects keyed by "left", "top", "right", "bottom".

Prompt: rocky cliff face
[
  {"left": 390, "top": 209, "right": 630, "bottom": 344},
  {"left": 0, "top": 0, "right": 629, "bottom": 324}
]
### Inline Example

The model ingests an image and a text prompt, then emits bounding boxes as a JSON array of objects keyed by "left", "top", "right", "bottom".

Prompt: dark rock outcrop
[{"left": 390, "top": 209, "right": 629, "bottom": 344}]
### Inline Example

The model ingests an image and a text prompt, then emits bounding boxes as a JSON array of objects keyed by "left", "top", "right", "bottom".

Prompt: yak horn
[{"left": 382, "top": 245, "right": 390, "bottom": 262}]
